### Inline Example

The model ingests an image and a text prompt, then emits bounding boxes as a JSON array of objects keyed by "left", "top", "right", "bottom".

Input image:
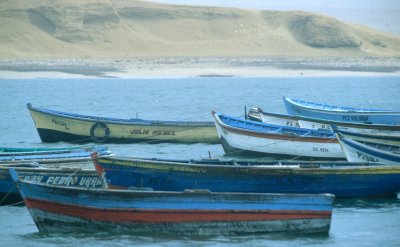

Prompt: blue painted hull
[
  {"left": 10, "top": 169, "right": 334, "bottom": 235},
  {"left": 0, "top": 167, "right": 102, "bottom": 205},
  {"left": 95, "top": 156, "right": 400, "bottom": 198}
]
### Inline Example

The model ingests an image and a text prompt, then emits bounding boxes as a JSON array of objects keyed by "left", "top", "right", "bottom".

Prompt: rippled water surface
[{"left": 0, "top": 77, "right": 399, "bottom": 246}]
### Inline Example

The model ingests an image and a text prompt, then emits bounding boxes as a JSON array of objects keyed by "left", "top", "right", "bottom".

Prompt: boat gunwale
[
  {"left": 14, "top": 173, "right": 335, "bottom": 200},
  {"left": 27, "top": 103, "right": 215, "bottom": 127},
  {"left": 97, "top": 155, "right": 399, "bottom": 173}
]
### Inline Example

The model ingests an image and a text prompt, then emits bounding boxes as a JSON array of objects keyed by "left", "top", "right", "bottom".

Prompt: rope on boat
[
  {"left": 0, "top": 185, "right": 18, "bottom": 205},
  {"left": 2, "top": 200, "right": 24, "bottom": 206}
]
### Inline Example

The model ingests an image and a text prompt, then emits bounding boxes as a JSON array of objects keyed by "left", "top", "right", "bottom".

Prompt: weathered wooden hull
[
  {"left": 213, "top": 112, "right": 344, "bottom": 159},
  {"left": 0, "top": 165, "right": 102, "bottom": 205},
  {"left": 10, "top": 169, "right": 334, "bottom": 235},
  {"left": 336, "top": 135, "right": 400, "bottom": 165},
  {"left": 283, "top": 97, "right": 400, "bottom": 125},
  {"left": 28, "top": 104, "right": 218, "bottom": 144},
  {"left": 94, "top": 156, "right": 400, "bottom": 198}
]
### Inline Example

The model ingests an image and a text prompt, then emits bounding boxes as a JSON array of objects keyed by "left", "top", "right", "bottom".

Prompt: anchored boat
[
  {"left": 94, "top": 155, "right": 400, "bottom": 198},
  {"left": 213, "top": 111, "right": 344, "bottom": 159},
  {"left": 283, "top": 97, "right": 400, "bottom": 125},
  {"left": 27, "top": 103, "right": 219, "bottom": 144},
  {"left": 10, "top": 168, "right": 334, "bottom": 235}
]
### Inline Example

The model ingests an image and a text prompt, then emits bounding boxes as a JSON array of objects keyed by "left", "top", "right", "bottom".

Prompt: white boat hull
[{"left": 214, "top": 119, "right": 344, "bottom": 159}]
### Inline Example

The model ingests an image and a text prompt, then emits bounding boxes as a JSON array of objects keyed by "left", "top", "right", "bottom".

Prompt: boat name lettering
[
  {"left": 276, "top": 176, "right": 323, "bottom": 185},
  {"left": 152, "top": 130, "right": 175, "bottom": 136},
  {"left": 130, "top": 129, "right": 150, "bottom": 135},
  {"left": 51, "top": 118, "right": 69, "bottom": 130},
  {"left": 342, "top": 115, "right": 369, "bottom": 122},
  {"left": 46, "top": 176, "right": 78, "bottom": 186},
  {"left": 356, "top": 152, "right": 379, "bottom": 162},
  {"left": 79, "top": 177, "right": 103, "bottom": 187}
]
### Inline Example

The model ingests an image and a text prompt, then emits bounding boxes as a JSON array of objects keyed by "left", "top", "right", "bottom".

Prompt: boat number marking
[
  {"left": 285, "top": 121, "right": 300, "bottom": 128},
  {"left": 342, "top": 115, "right": 369, "bottom": 122},
  {"left": 312, "top": 147, "right": 329, "bottom": 152}
]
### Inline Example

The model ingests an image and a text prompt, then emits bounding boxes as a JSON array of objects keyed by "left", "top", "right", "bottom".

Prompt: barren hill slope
[{"left": 0, "top": 0, "right": 399, "bottom": 58}]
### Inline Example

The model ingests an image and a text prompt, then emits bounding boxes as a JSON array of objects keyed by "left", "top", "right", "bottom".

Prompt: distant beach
[{"left": 1, "top": 57, "right": 400, "bottom": 79}]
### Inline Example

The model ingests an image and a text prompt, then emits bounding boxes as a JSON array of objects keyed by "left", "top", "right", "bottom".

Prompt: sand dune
[{"left": 0, "top": 0, "right": 399, "bottom": 58}]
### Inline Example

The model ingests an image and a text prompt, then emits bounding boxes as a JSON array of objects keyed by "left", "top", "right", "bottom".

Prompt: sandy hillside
[{"left": 0, "top": 0, "right": 399, "bottom": 58}]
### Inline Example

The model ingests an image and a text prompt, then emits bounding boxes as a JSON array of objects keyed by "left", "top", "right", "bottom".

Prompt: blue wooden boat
[
  {"left": 9, "top": 168, "right": 334, "bottom": 235},
  {"left": 248, "top": 107, "right": 400, "bottom": 146},
  {"left": 93, "top": 155, "right": 400, "bottom": 198},
  {"left": 27, "top": 103, "right": 218, "bottom": 144},
  {"left": 212, "top": 112, "right": 344, "bottom": 159},
  {"left": 283, "top": 97, "right": 400, "bottom": 125},
  {"left": 0, "top": 163, "right": 102, "bottom": 205},
  {"left": 335, "top": 132, "right": 400, "bottom": 165}
]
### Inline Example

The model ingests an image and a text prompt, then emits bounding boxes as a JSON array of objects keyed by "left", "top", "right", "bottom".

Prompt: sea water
[{"left": 0, "top": 76, "right": 399, "bottom": 246}]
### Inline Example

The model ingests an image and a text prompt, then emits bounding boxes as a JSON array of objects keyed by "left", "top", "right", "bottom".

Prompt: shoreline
[{"left": 0, "top": 57, "right": 399, "bottom": 79}]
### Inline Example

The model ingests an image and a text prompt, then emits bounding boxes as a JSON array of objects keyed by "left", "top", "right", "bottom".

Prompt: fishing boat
[
  {"left": 27, "top": 103, "right": 218, "bottom": 144},
  {"left": 9, "top": 168, "right": 334, "bottom": 235},
  {"left": 335, "top": 133, "right": 400, "bottom": 165},
  {"left": 283, "top": 97, "right": 400, "bottom": 125},
  {"left": 94, "top": 155, "right": 400, "bottom": 198},
  {"left": 248, "top": 107, "right": 400, "bottom": 146},
  {"left": 0, "top": 163, "right": 102, "bottom": 205},
  {"left": 0, "top": 146, "right": 88, "bottom": 153},
  {"left": 0, "top": 145, "right": 111, "bottom": 164},
  {"left": 212, "top": 112, "right": 344, "bottom": 159}
]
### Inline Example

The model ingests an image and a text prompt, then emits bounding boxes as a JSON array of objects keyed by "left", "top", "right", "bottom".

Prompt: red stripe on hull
[{"left": 26, "top": 198, "right": 331, "bottom": 223}]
